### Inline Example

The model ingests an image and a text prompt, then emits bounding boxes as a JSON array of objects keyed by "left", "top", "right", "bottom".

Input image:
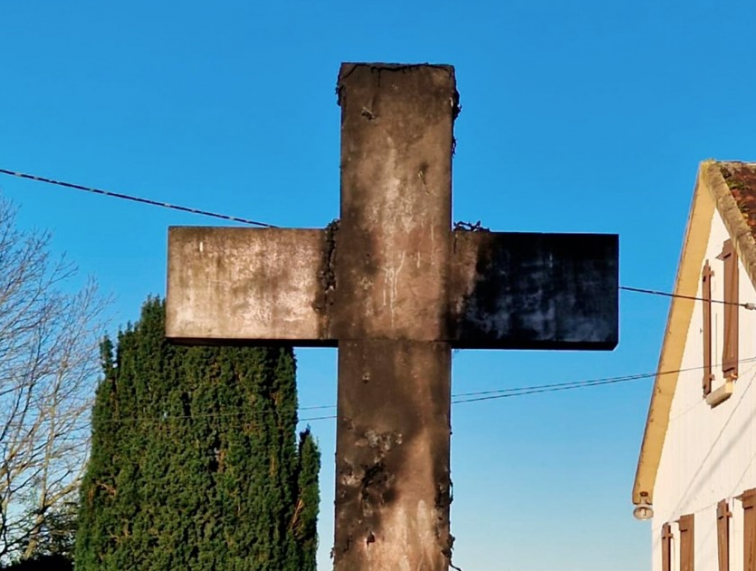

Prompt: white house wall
[{"left": 652, "top": 208, "right": 756, "bottom": 571}]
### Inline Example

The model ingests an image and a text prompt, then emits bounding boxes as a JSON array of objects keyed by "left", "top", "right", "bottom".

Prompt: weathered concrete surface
[
  {"left": 450, "top": 231, "right": 619, "bottom": 349},
  {"left": 334, "top": 341, "right": 451, "bottom": 571},
  {"left": 333, "top": 63, "right": 456, "bottom": 342},
  {"left": 166, "top": 227, "right": 335, "bottom": 345},
  {"left": 331, "top": 64, "right": 457, "bottom": 571}
]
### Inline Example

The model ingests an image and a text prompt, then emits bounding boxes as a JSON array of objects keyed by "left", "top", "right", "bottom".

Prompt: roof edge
[{"left": 631, "top": 162, "right": 716, "bottom": 506}]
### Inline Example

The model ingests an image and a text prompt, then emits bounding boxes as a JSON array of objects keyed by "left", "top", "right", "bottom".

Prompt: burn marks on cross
[
  {"left": 335, "top": 421, "right": 402, "bottom": 557},
  {"left": 343, "top": 427, "right": 402, "bottom": 518},
  {"left": 331, "top": 63, "right": 456, "bottom": 570},
  {"left": 450, "top": 231, "right": 619, "bottom": 350},
  {"left": 333, "top": 340, "right": 451, "bottom": 569},
  {"left": 316, "top": 220, "right": 339, "bottom": 306},
  {"left": 311, "top": 219, "right": 340, "bottom": 339}
]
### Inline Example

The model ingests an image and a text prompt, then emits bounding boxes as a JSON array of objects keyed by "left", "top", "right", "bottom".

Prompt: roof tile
[{"left": 719, "top": 161, "right": 756, "bottom": 232}]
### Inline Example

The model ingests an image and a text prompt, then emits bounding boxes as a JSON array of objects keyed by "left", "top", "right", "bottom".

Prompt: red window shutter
[
  {"left": 717, "top": 499, "right": 731, "bottom": 571},
  {"left": 679, "top": 514, "right": 695, "bottom": 571},
  {"left": 703, "top": 261, "right": 714, "bottom": 396},
  {"left": 743, "top": 489, "right": 756, "bottom": 571},
  {"left": 718, "top": 240, "right": 739, "bottom": 379},
  {"left": 662, "top": 522, "right": 673, "bottom": 571}
]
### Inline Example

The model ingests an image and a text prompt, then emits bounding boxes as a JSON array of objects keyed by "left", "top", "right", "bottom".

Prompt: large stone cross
[{"left": 166, "top": 63, "right": 618, "bottom": 571}]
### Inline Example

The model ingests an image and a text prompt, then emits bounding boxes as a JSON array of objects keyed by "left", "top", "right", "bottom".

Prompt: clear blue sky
[{"left": 1, "top": 1, "right": 755, "bottom": 569}]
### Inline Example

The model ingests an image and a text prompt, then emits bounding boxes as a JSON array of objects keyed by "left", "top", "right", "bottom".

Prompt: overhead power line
[
  {"left": 452, "top": 356, "right": 756, "bottom": 404},
  {"left": 96, "top": 356, "right": 756, "bottom": 425},
  {"left": 453, "top": 356, "right": 756, "bottom": 403},
  {"left": 620, "top": 285, "right": 756, "bottom": 311},
  {"left": 0, "top": 167, "right": 276, "bottom": 228}
]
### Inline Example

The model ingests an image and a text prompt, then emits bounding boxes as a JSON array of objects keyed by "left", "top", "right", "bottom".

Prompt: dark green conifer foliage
[
  {"left": 293, "top": 430, "right": 320, "bottom": 571},
  {"left": 75, "top": 298, "right": 319, "bottom": 571}
]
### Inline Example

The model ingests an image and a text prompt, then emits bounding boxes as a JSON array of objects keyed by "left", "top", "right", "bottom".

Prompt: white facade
[{"left": 652, "top": 208, "right": 756, "bottom": 570}]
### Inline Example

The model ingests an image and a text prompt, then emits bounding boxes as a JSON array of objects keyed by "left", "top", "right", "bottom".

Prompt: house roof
[
  {"left": 632, "top": 160, "right": 756, "bottom": 507},
  {"left": 721, "top": 162, "right": 756, "bottom": 235}
]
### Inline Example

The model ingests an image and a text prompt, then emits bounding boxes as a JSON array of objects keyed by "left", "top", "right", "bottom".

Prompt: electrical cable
[
  {"left": 0, "top": 167, "right": 276, "bottom": 228},
  {"left": 95, "top": 356, "right": 756, "bottom": 425},
  {"left": 620, "top": 285, "right": 756, "bottom": 310}
]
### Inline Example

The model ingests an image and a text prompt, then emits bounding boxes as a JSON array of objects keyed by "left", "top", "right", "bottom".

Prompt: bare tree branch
[{"left": 0, "top": 196, "right": 108, "bottom": 563}]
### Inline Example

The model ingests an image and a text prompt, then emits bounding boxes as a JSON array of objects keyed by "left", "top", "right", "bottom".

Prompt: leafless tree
[{"left": 0, "top": 196, "right": 107, "bottom": 563}]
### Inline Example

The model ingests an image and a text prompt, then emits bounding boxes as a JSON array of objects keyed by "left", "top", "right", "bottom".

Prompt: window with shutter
[
  {"left": 742, "top": 489, "right": 756, "bottom": 571},
  {"left": 679, "top": 514, "right": 695, "bottom": 571},
  {"left": 662, "top": 523, "right": 673, "bottom": 571},
  {"left": 718, "top": 240, "right": 739, "bottom": 379},
  {"left": 718, "top": 500, "right": 731, "bottom": 571},
  {"left": 703, "top": 261, "right": 714, "bottom": 396}
]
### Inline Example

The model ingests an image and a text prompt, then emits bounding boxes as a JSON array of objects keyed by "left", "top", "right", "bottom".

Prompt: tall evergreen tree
[{"left": 75, "top": 297, "right": 319, "bottom": 571}]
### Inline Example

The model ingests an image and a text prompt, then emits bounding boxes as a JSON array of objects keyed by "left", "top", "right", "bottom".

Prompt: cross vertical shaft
[
  {"left": 332, "top": 64, "right": 457, "bottom": 570},
  {"left": 335, "top": 342, "right": 451, "bottom": 570}
]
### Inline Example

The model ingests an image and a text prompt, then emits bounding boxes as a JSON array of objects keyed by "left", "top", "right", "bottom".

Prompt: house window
[
  {"left": 741, "top": 489, "right": 756, "bottom": 571},
  {"left": 702, "top": 261, "right": 714, "bottom": 396},
  {"left": 679, "top": 514, "right": 695, "bottom": 571},
  {"left": 662, "top": 522, "right": 673, "bottom": 571},
  {"left": 718, "top": 239, "right": 739, "bottom": 380},
  {"left": 703, "top": 240, "right": 740, "bottom": 404},
  {"left": 717, "top": 499, "right": 731, "bottom": 571}
]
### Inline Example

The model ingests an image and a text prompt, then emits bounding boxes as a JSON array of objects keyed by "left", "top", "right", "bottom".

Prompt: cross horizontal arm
[
  {"left": 166, "top": 227, "right": 617, "bottom": 349},
  {"left": 450, "top": 231, "right": 618, "bottom": 350},
  {"left": 166, "top": 227, "right": 334, "bottom": 345}
]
